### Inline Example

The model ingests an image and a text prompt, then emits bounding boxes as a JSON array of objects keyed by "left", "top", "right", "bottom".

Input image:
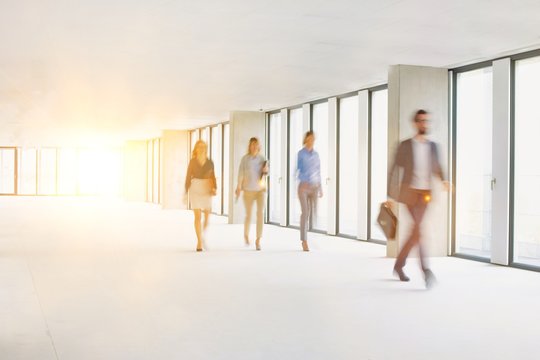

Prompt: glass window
[
  {"left": 201, "top": 127, "right": 209, "bottom": 143},
  {"left": 146, "top": 140, "right": 153, "bottom": 202},
  {"left": 288, "top": 108, "right": 303, "bottom": 226},
  {"left": 223, "top": 123, "right": 230, "bottom": 216},
  {"left": 77, "top": 148, "right": 121, "bottom": 196},
  {"left": 18, "top": 148, "right": 37, "bottom": 195},
  {"left": 190, "top": 130, "right": 199, "bottom": 152},
  {"left": 370, "top": 89, "right": 389, "bottom": 241},
  {"left": 268, "top": 112, "right": 282, "bottom": 223},
  {"left": 78, "top": 148, "right": 99, "bottom": 195},
  {"left": 311, "top": 102, "right": 328, "bottom": 232},
  {"left": 58, "top": 148, "right": 78, "bottom": 195},
  {"left": 0, "top": 148, "right": 16, "bottom": 194},
  {"left": 38, "top": 148, "right": 57, "bottom": 195},
  {"left": 210, "top": 126, "right": 222, "bottom": 214},
  {"left": 153, "top": 139, "right": 160, "bottom": 203},
  {"left": 514, "top": 56, "right": 540, "bottom": 267},
  {"left": 455, "top": 68, "right": 493, "bottom": 258},
  {"left": 338, "top": 96, "right": 359, "bottom": 236}
]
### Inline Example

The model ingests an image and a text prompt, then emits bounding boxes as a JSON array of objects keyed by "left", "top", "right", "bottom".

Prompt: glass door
[
  {"left": 288, "top": 108, "right": 303, "bottom": 226},
  {"left": 338, "top": 96, "right": 359, "bottom": 236},
  {"left": 210, "top": 126, "right": 222, "bottom": 215},
  {"left": 370, "top": 89, "right": 389, "bottom": 242},
  {"left": 268, "top": 112, "right": 282, "bottom": 224},
  {"left": 153, "top": 139, "right": 160, "bottom": 204},
  {"left": 38, "top": 148, "right": 57, "bottom": 195},
  {"left": 311, "top": 102, "right": 328, "bottom": 232},
  {"left": 146, "top": 140, "right": 153, "bottom": 202},
  {"left": 223, "top": 124, "right": 230, "bottom": 216},
  {"left": 18, "top": 148, "right": 37, "bottom": 195},
  {"left": 513, "top": 56, "right": 540, "bottom": 267},
  {"left": 0, "top": 147, "right": 16, "bottom": 195},
  {"left": 454, "top": 67, "right": 493, "bottom": 259},
  {"left": 58, "top": 148, "right": 78, "bottom": 195}
]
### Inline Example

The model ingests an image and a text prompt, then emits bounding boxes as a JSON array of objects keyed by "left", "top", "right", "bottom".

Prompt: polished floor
[{"left": 1, "top": 197, "right": 539, "bottom": 360}]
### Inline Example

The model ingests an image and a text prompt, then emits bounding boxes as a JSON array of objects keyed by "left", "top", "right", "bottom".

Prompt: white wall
[
  {"left": 228, "top": 111, "right": 266, "bottom": 224},
  {"left": 161, "top": 130, "right": 190, "bottom": 210},
  {"left": 388, "top": 65, "right": 450, "bottom": 258}
]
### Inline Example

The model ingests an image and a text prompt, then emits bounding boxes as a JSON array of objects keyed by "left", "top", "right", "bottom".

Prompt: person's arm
[
  {"left": 236, "top": 156, "right": 245, "bottom": 196},
  {"left": 387, "top": 142, "right": 403, "bottom": 202},
  {"left": 316, "top": 153, "right": 323, "bottom": 197},
  {"left": 432, "top": 143, "right": 445, "bottom": 180},
  {"left": 432, "top": 143, "right": 450, "bottom": 191},
  {"left": 296, "top": 151, "right": 302, "bottom": 181},
  {"left": 210, "top": 160, "right": 217, "bottom": 195},
  {"left": 184, "top": 159, "right": 192, "bottom": 193},
  {"left": 262, "top": 156, "right": 269, "bottom": 174}
]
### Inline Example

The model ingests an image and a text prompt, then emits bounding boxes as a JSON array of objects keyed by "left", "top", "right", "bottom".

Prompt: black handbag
[{"left": 377, "top": 203, "right": 397, "bottom": 240}]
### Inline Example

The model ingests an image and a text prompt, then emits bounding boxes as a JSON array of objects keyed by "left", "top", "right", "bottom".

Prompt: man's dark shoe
[{"left": 424, "top": 269, "right": 437, "bottom": 289}]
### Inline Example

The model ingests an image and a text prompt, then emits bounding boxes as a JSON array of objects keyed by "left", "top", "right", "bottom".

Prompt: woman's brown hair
[
  {"left": 247, "top": 137, "right": 259, "bottom": 154},
  {"left": 303, "top": 131, "right": 315, "bottom": 145},
  {"left": 191, "top": 140, "right": 208, "bottom": 159}
]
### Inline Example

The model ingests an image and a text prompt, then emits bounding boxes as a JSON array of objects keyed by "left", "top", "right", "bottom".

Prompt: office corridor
[{"left": 1, "top": 197, "right": 538, "bottom": 360}]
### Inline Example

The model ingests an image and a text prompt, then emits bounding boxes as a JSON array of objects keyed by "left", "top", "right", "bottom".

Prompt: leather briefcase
[{"left": 377, "top": 203, "right": 397, "bottom": 240}]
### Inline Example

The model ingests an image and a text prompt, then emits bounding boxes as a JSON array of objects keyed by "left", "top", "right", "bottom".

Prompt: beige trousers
[{"left": 243, "top": 190, "right": 265, "bottom": 239}]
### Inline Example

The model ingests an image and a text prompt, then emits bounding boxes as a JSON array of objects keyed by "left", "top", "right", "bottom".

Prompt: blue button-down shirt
[{"left": 297, "top": 147, "right": 321, "bottom": 185}]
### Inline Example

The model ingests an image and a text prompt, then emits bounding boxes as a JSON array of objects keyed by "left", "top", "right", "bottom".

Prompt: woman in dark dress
[{"left": 184, "top": 140, "right": 217, "bottom": 251}]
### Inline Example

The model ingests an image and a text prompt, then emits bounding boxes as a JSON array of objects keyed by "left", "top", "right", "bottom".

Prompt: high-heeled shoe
[
  {"left": 301, "top": 240, "right": 309, "bottom": 252},
  {"left": 255, "top": 238, "right": 261, "bottom": 251},
  {"left": 393, "top": 266, "right": 410, "bottom": 282},
  {"left": 196, "top": 248, "right": 203, "bottom": 252},
  {"left": 244, "top": 235, "right": 250, "bottom": 246}
]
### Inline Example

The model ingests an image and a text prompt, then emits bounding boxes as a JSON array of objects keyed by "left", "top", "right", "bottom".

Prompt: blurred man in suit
[{"left": 387, "top": 109, "right": 450, "bottom": 288}]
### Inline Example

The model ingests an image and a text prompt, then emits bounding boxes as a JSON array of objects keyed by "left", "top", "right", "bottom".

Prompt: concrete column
[
  {"left": 228, "top": 111, "right": 266, "bottom": 224},
  {"left": 491, "top": 58, "right": 511, "bottom": 265},
  {"left": 160, "top": 130, "right": 190, "bottom": 210},
  {"left": 122, "top": 140, "right": 147, "bottom": 201},
  {"left": 387, "top": 65, "right": 450, "bottom": 258},
  {"left": 357, "top": 90, "right": 369, "bottom": 240},
  {"left": 279, "top": 109, "right": 289, "bottom": 227}
]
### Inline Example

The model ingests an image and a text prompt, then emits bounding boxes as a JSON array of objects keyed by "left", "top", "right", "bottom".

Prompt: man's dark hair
[{"left": 414, "top": 109, "right": 429, "bottom": 122}]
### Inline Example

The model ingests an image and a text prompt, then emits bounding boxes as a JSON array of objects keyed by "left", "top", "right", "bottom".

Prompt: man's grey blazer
[{"left": 387, "top": 138, "right": 445, "bottom": 206}]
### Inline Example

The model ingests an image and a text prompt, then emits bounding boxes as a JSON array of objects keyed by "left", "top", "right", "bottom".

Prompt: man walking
[{"left": 387, "top": 109, "right": 450, "bottom": 288}]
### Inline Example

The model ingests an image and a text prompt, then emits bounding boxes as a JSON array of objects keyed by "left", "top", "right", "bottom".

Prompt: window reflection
[
  {"left": 455, "top": 68, "right": 493, "bottom": 258},
  {"left": 370, "top": 89, "right": 388, "bottom": 242},
  {"left": 268, "top": 112, "right": 282, "bottom": 223},
  {"left": 288, "top": 108, "right": 303, "bottom": 226},
  {"left": 338, "top": 96, "right": 359, "bottom": 236},
  {"left": 514, "top": 56, "right": 540, "bottom": 267}
]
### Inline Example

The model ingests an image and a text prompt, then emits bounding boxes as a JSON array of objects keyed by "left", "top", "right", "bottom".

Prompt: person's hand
[
  {"left": 442, "top": 181, "right": 452, "bottom": 192},
  {"left": 262, "top": 164, "right": 269, "bottom": 174},
  {"left": 182, "top": 193, "right": 188, "bottom": 205},
  {"left": 211, "top": 188, "right": 217, "bottom": 196},
  {"left": 235, "top": 187, "right": 241, "bottom": 197},
  {"left": 385, "top": 199, "right": 396, "bottom": 211}
]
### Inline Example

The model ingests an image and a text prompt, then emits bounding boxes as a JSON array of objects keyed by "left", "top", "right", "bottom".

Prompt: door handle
[
  {"left": 491, "top": 177, "right": 496, "bottom": 190},
  {"left": 326, "top": 177, "right": 330, "bottom": 185},
  {"left": 278, "top": 177, "right": 282, "bottom": 184}
]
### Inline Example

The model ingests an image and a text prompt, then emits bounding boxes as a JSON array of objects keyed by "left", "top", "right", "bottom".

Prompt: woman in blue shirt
[{"left": 296, "top": 131, "right": 322, "bottom": 251}]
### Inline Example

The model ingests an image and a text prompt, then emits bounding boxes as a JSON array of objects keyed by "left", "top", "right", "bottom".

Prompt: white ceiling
[{"left": 1, "top": 0, "right": 540, "bottom": 145}]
